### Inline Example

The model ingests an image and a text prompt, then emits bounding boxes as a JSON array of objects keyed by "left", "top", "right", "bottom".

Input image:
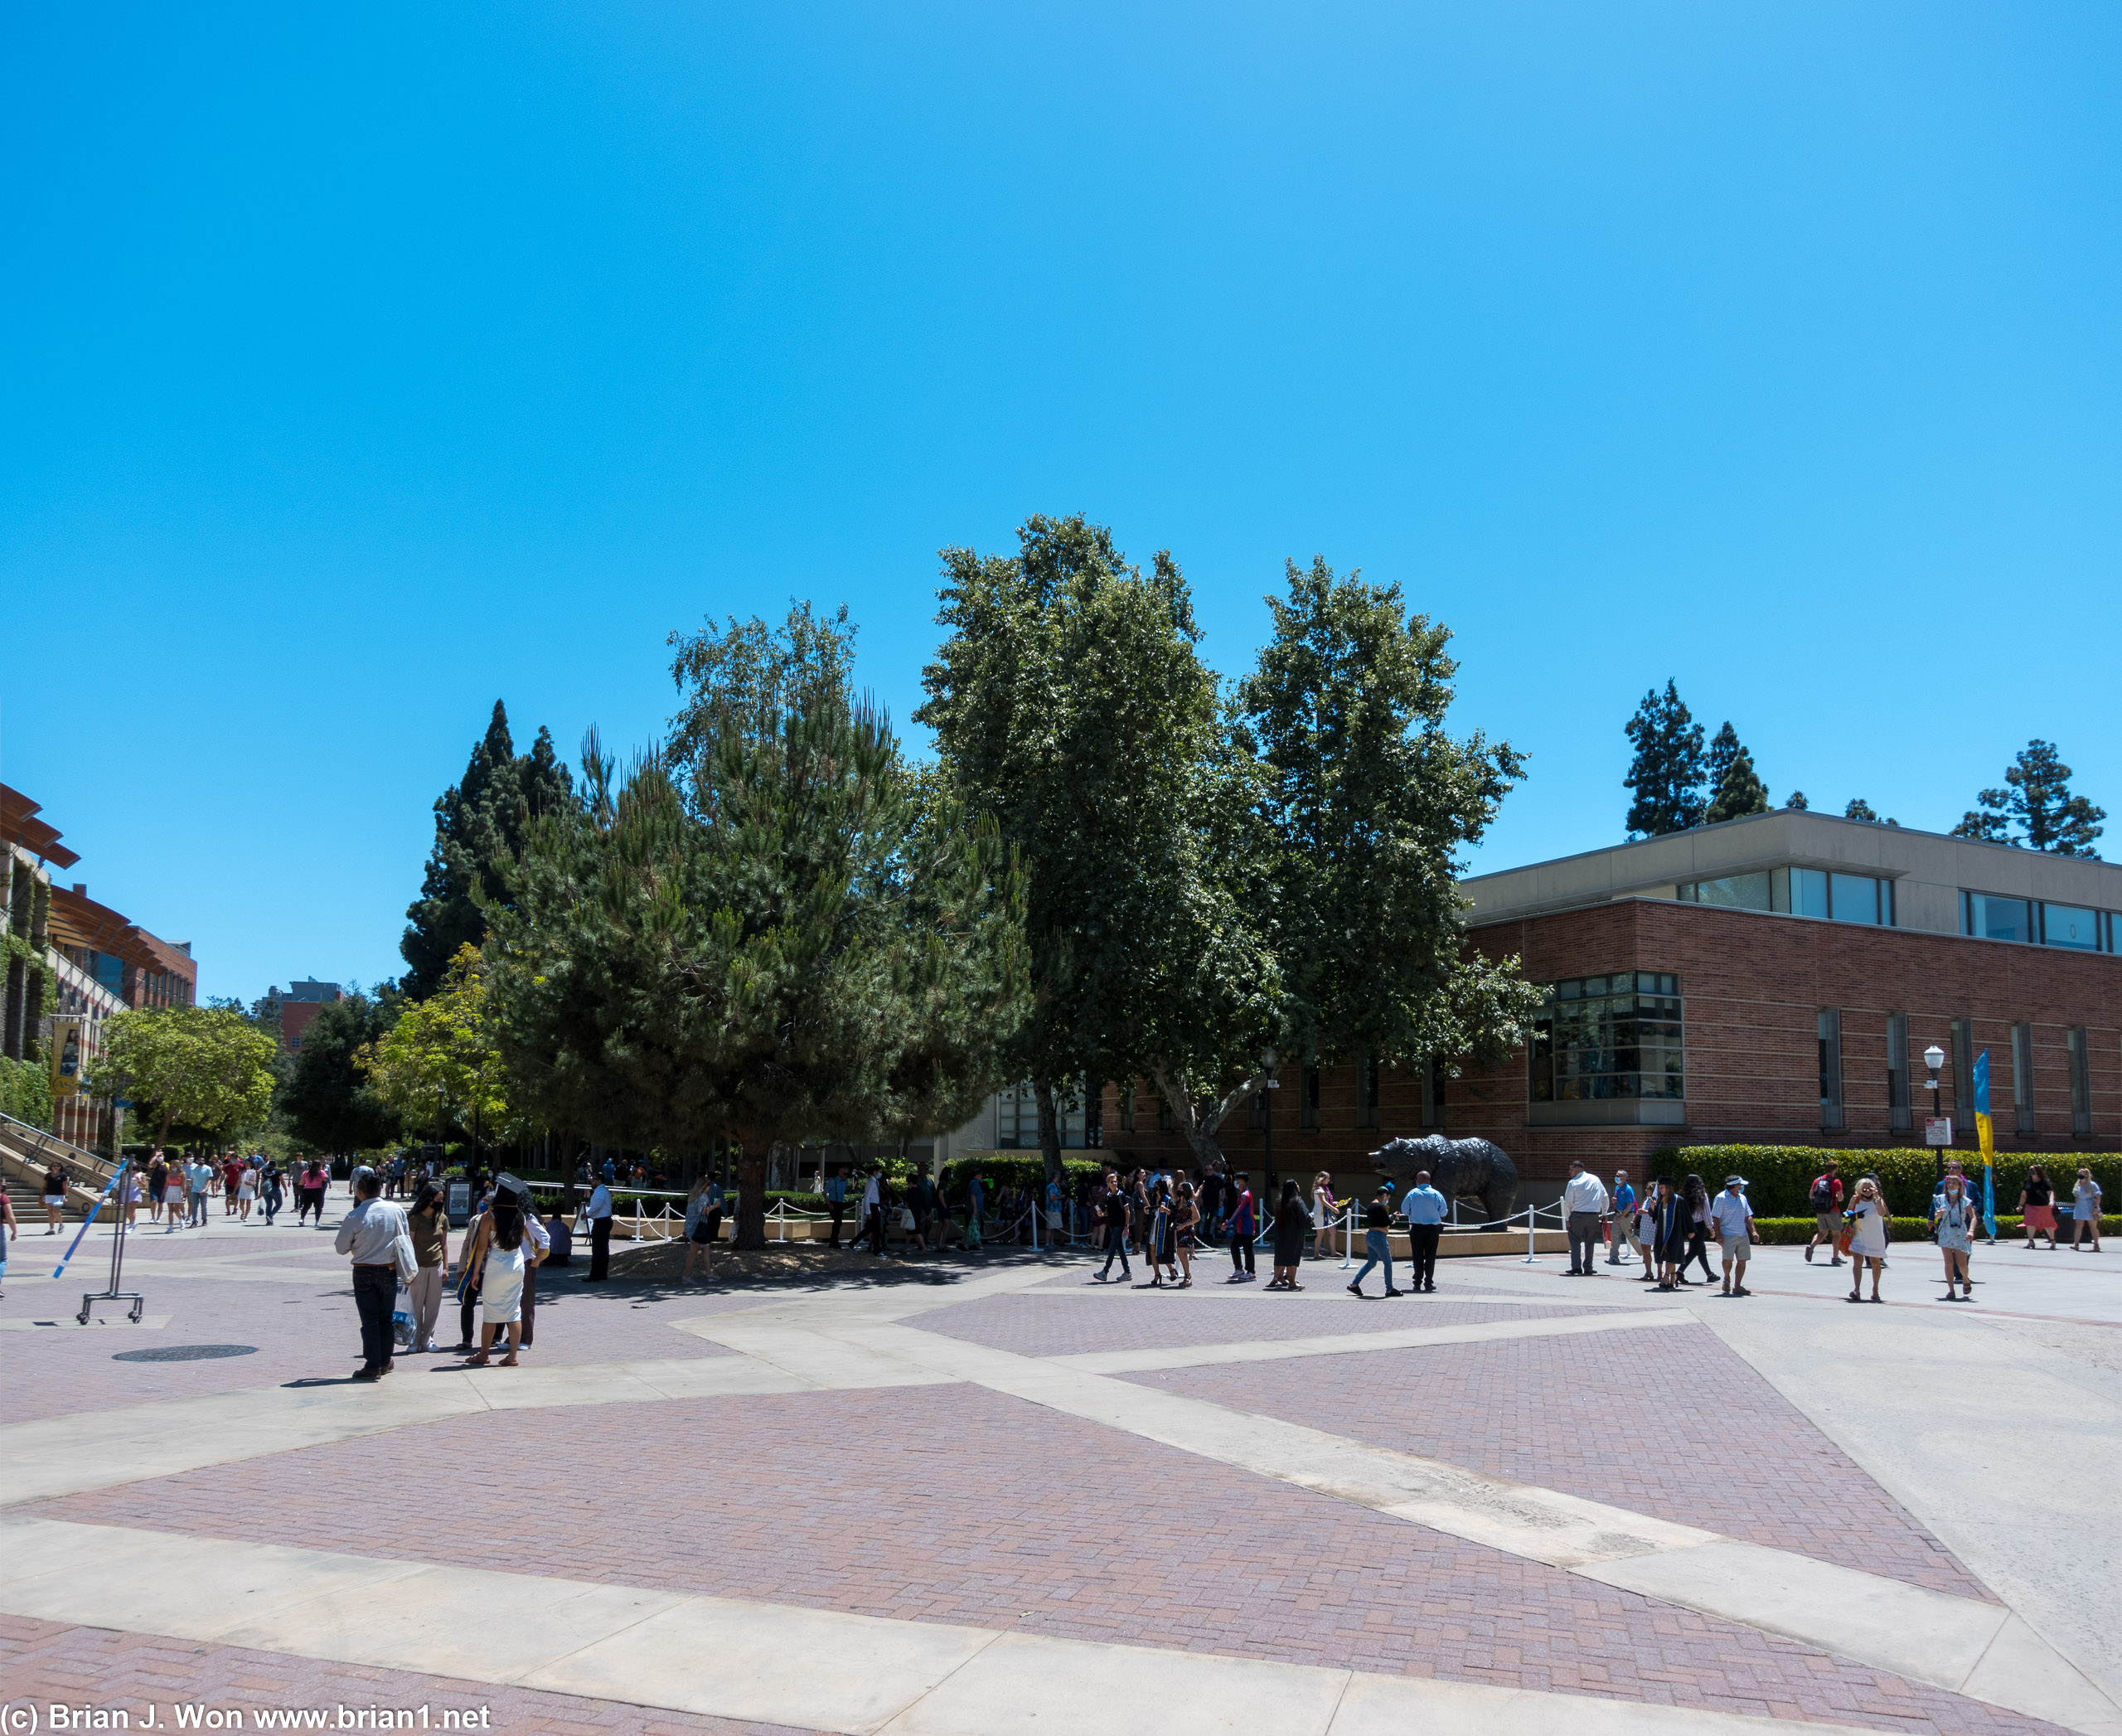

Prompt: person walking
[
  {"left": 1844, "top": 1176, "right": 1889, "bottom": 1302},
  {"left": 259, "top": 1158, "right": 283, "bottom": 1226},
  {"left": 1562, "top": 1161, "right": 1608, "bottom": 1277},
  {"left": 41, "top": 1162, "right": 67, "bottom": 1234},
  {"left": 236, "top": 1160, "right": 257, "bottom": 1223},
  {"left": 683, "top": 1173, "right": 718, "bottom": 1283},
  {"left": 1805, "top": 1158, "right": 1846, "bottom": 1265},
  {"left": 162, "top": 1164, "right": 186, "bottom": 1231},
  {"left": 298, "top": 1159, "right": 328, "bottom": 1228},
  {"left": 405, "top": 1182, "right": 450, "bottom": 1350},
  {"left": 1268, "top": 1178, "right": 1311, "bottom": 1290},
  {"left": 1311, "top": 1171, "right": 1338, "bottom": 1262},
  {"left": 1094, "top": 1174, "right": 1131, "bottom": 1283},
  {"left": 822, "top": 1165, "right": 849, "bottom": 1248},
  {"left": 861, "top": 1166, "right": 887, "bottom": 1258},
  {"left": 220, "top": 1153, "right": 243, "bottom": 1217},
  {"left": 1933, "top": 1173, "right": 1976, "bottom": 1301},
  {"left": 1650, "top": 1177, "right": 1685, "bottom": 1290},
  {"left": 145, "top": 1152, "right": 167, "bottom": 1226},
  {"left": 119, "top": 1165, "right": 142, "bottom": 1229},
  {"left": 1347, "top": 1188, "right": 1402, "bottom": 1297},
  {"left": 2070, "top": 1168, "right": 2103, "bottom": 1251},
  {"left": 1402, "top": 1169, "right": 1447, "bottom": 1292},
  {"left": 185, "top": 1152, "right": 214, "bottom": 1228},
  {"left": 1633, "top": 1184, "right": 1660, "bottom": 1282},
  {"left": 2018, "top": 1165, "right": 2059, "bottom": 1250},
  {"left": 1172, "top": 1181, "right": 1199, "bottom": 1287},
  {"left": 1709, "top": 1176, "right": 1756, "bottom": 1296},
  {"left": 1226, "top": 1173, "right": 1257, "bottom": 1283},
  {"left": 1681, "top": 1174, "right": 1716, "bottom": 1284},
  {"left": 582, "top": 1172, "right": 614, "bottom": 1281},
  {"left": 1607, "top": 1170, "right": 1637, "bottom": 1266},
  {"left": 1148, "top": 1179, "right": 1179, "bottom": 1286},
  {"left": 335, "top": 1171, "right": 410, "bottom": 1380}
]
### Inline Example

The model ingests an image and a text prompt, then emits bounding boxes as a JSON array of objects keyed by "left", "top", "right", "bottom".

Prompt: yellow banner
[
  {"left": 49, "top": 1016, "right": 83, "bottom": 1099},
  {"left": 1974, "top": 1110, "right": 1994, "bottom": 1165}
]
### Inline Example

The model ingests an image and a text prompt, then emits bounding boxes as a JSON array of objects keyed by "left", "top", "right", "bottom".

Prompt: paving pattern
[
  {"left": 1125, "top": 1321, "right": 1993, "bottom": 1601},
  {"left": 26, "top": 1382, "right": 2057, "bottom": 1735}
]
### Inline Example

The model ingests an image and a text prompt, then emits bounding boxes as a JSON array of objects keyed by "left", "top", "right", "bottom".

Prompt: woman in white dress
[
  {"left": 464, "top": 1190, "right": 528, "bottom": 1367},
  {"left": 1844, "top": 1176, "right": 1890, "bottom": 1303},
  {"left": 236, "top": 1162, "right": 257, "bottom": 1223}
]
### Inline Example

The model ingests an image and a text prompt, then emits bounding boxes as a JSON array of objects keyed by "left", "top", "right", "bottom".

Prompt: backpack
[{"left": 1810, "top": 1175, "right": 1838, "bottom": 1210}]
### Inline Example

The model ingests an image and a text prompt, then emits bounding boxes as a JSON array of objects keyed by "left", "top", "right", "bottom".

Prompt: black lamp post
[
  {"left": 1260, "top": 1047, "right": 1278, "bottom": 1197},
  {"left": 1924, "top": 1043, "right": 1946, "bottom": 1188}
]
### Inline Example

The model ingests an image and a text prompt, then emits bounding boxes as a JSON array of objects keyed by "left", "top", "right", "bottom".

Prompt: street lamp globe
[{"left": 1923, "top": 1044, "right": 1945, "bottom": 1074}]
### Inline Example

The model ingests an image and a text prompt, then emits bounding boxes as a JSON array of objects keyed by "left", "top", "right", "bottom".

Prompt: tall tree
[
  {"left": 1622, "top": 681, "right": 1706, "bottom": 838},
  {"left": 278, "top": 987, "right": 404, "bottom": 1155},
  {"left": 1230, "top": 557, "right": 1541, "bottom": 1142},
  {"left": 89, "top": 1006, "right": 279, "bottom": 1146},
  {"left": 487, "top": 624, "right": 1029, "bottom": 1248},
  {"left": 1785, "top": 790, "right": 1810, "bottom": 811},
  {"left": 1703, "top": 741, "right": 1770, "bottom": 824},
  {"left": 401, "top": 701, "right": 577, "bottom": 998},
  {"left": 1953, "top": 740, "right": 2105, "bottom": 856},
  {"left": 917, "top": 516, "right": 1236, "bottom": 1181},
  {"left": 360, "top": 946, "right": 511, "bottom": 1156},
  {"left": 1844, "top": 798, "right": 1881, "bottom": 823}
]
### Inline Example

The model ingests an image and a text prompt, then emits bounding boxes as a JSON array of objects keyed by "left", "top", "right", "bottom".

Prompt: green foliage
[
  {"left": 1703, "top": 724, "right": 1769, "bottom": 824},
  {"left": 360, "top": 946, "right": 511, "bottom": 1142},
  {"left": 1952, "top": 739, "right": 2105, "bottom": 856},
  {"left": 1654, "top": 1145, "right": 2122, "bottom": 1219},
  {"left": 486, "top": 618, "right": 1030, "bottom": 1249},
  {"left": 1622, "top": 681, "right": 1705, "bottom": 838},
  {"left": 278, "top": 987, "right": 404, "bottom": 1154},
  {"left": 1238, "top": 556, "right": 1541, "bottom": 1091},
  {"left": 1750, "top": 1214, "right": 2120, "bottom": 1244},
  {"left": 918, "top": 516, "right": 1252, "bottom": 1177},
  {"left": 1843, "top": 798, "right": 1896, "bottom": 825},
  {"left": 666, "top": 601, "right": 858, "bottom": 780},
  {"left": 1785, "top": 790, "right": 1809, "bottom": 811},
  {"left": 0, "top": 1053, "right": 51, "bottom": 1127},
  {"left": 937, "top": 1154, "right": 1106, "bottom": 1193},
  {"left": 401, "top": 701, "right": 578, "bottom": 998},
  {"left": 89, "top": 1005, "right": 279, "bottom": 1144}
]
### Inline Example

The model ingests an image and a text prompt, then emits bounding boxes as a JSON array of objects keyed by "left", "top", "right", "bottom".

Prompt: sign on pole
[{"left": 1924, "top": 1116, "right": 1953, "bottom": 1147}]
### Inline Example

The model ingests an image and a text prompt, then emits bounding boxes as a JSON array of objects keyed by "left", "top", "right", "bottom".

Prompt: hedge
[
  {"left": 1747, "top": 1215, "right": 2118, "bottom": 1244},
  {"left": 0, "top": 1055, "right": 51, "bottom": 1129},
  {"left": 1653, "top": 1146, "right": 2120, "bottom": 1219},
  {"left": 937, "top": 1155, "right": 1108, "bottom": 1193}
]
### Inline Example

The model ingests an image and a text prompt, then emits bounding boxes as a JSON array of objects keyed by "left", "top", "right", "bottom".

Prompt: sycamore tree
[
  {"left": 1232, "top": 557, "right": 1542, "bottom": 1127},
  {"left": 359, "top": 946, "right": 511, "bottom": 1154},
  {"left": 1953, "top": 740, "right": 2105, "bottom": 856},
  {"left": 90, "top": 1005, "right": 279, "bottom": 1147},
  {"left": 486, "top": 612, "right": 1029, "bottom": 1248},
  {"left": 917, "top": 516, "right": 1261, "bottom": 1180}
]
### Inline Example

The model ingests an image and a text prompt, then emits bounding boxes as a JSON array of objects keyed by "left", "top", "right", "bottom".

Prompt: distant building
[{"left": 261, "top": 979, "right": 342, "bottom": 1053}]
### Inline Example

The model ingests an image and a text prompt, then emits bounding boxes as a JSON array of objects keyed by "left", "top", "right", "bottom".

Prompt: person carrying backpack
[{"left": 1805, "top": 1160, "right": 1845, "bottom": 1266}]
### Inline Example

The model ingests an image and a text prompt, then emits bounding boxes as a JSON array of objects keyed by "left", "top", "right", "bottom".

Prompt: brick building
[{"left": 1097, "top": 809, "right": 2122, "bottom": 1202}]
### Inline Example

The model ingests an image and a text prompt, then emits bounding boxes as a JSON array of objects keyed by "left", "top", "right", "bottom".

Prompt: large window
[
  {"left": 995, "top": 1082, "right": 1090, "bottom": 1149},
  {"left": 1529, "top": 972, "right": 1684, "bottom": 1125},
  {"left": 2041, "top": 904, "right": 2106, "bottom": 952},
  {"left": 1965, "top": 892, "right": 2033, "bottom": 944},
  {"left": 1356, "top": 1054, "right": 1379, "bottom": 1128},
  {"left": 1819, "top": 1008, "right": 1844, "bottom": 1132},
  {"left": 2011, "top": 1023, "right": 2035, "bottom": 1136},
  {"left": 1679, "top": 868, "right": 1894, "bottom": 925},
  {"left": 2068, "top": 1027, "right": 2092, "bottom": 1137},
  {"left": 1887, "top": 1011, "right": 1911, "bottom": 1132}
]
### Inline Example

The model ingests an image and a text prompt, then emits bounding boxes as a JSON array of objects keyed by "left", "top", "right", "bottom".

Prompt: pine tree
[
  {"left": 1622, "top": 681, "right": 1705, "bottom": 838},
  {"left": 1703, "top": 744, "right": 1770, "bottom": 824},
  {"left": 1705, "top": 723, "right": 1741, "bottom": 796},
  {"left": 1953, "top": 740, "right": 2105, "bottom": 856},
  {"left": 400, "top": 701, "right": 577, "bottom": 998},
  {"left": 1844, "top": 798, "right": 1879, "bottom": 823},
  {"left": 1785, "top": 790, "right": 1810, "bottom": 811}
]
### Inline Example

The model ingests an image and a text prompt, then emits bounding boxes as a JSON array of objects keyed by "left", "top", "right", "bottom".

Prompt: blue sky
[{"left": 4, "top": 3, "right": 2117, "bottom": 1002}]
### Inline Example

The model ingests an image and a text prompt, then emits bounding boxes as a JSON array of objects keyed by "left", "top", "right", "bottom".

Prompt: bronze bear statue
[{"left": 1369, "top": 1135, "right": 1519, "bottom": 1224}]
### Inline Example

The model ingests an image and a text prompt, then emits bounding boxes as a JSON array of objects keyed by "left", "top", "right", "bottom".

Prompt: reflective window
[
  {"left": 1679, "top": 872, "right": 1771, "bottom": 910},
  {"left": 1791, "top": 867, "right": 1830, "bottom": 918},
  {"left": 1529, "top": 972, "right": 1684, "bottom": 1105},
  {"left": 2042, "top": 904, "right": 2102, "bottom": 951},
  {"left": 1818, "top": 1008, "right": 1843, "bottom": 1131},
  {"left": 1830, "top": 873, "right": 1881, "bottom": 925},
  {"left": 1965, "top": 893, "right": 2033, "bottom": 944}
]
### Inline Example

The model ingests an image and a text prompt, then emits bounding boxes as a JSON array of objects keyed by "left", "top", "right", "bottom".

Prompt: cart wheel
[{"left": 131, "top": 1302, "right": 145, "bottom": 1321}]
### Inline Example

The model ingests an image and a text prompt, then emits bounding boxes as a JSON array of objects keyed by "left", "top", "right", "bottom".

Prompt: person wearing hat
[{"left": 1709, "top": 1175, "right": 1757, "bottom": 1297}]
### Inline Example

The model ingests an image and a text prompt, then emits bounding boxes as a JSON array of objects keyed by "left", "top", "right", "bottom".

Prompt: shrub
[
  {"left": 1654, "top": 1146, "right": 2122, "bottom": 1219},
  {"left": 0, "top": 1054, "right": 51, "bottom": 1129},
  {"left": 938, "top": 1154, "right": 1107, "bottom": 1193}
]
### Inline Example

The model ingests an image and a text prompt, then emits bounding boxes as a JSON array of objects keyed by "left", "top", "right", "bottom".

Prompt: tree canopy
[
  {"left": 1953, "top": 740, "right": 2105, "bottom": 856},
  {"left": 359, "top": 945, "right": 511, "bottom": 1147},
  {"left": 90, "top": 1005, "right": 279, "bottom": 1146},
  {"left": 401, "top": 701, "right": 577, "bottom": 999},
  {"left": 278, "top": 987, "right": 404, "bottom": 1154},
  {"left": 1622, "top": 681, "right": 1706, "bottom": 837}
]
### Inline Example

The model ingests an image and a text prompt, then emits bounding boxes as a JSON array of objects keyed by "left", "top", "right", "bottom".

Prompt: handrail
[{"left": 0, "top": 1111, "right": 115, "bottom": 1181}]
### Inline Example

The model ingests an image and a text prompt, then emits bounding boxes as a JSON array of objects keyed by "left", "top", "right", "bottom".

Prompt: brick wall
[{"left": 1097, "top": 899, "right": 2122, "bottom": 1189}]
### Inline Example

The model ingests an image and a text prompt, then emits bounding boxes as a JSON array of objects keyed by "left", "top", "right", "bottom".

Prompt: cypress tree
[{"left": 1621, "top": 681, "right": 1706, "bottom": 838}]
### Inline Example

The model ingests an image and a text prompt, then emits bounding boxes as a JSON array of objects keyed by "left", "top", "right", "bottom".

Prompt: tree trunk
[
  {"left": 1149, "top": 1061, "right": 1268, "bottom": 1176},
  {"left": 1034, "top": 1079, "right": 1064, "bottom": 1188},
  {"left": 734, "top": 1141, "right": 771, "bottom": 1249}
]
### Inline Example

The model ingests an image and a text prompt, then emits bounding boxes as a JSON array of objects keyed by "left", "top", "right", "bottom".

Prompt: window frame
[
  {"left": 1887, "top": 1011, "right": 1911, "bottom": 1132},
  {"left": 2011, "top": 1022, "right": 2036, "bottom": 1136},
  {"left": 1819, "top": 1008, "right": 1845, "bottom": 1132}
]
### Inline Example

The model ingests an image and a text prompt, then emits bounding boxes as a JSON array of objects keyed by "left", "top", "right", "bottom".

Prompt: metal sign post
[{"left": 77, "top": 1159, "right": 147, "bottom": 1325}]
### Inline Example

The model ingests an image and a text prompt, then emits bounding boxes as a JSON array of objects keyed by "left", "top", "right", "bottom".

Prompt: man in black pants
[
  {"left": 334, "top": 1171, "right": 409, "bottom": 1381},
  {"left": 584, "top": 1176, "right": 613, "bottom": 1282},
  {"left": 1094, "top": 1175, "right": 1131, "bottom": 1283},
  {"left": 1228, "top": 1172, "right": 1256, "bottom": 1281}
]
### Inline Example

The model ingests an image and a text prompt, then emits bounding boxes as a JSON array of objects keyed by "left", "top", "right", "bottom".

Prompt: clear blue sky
[{"left": 4, "top": 4, "right": 2117, "bottom": 1003}]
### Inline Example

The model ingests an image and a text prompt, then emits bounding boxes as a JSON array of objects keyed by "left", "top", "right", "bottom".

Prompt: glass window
[
  {"left": 1966, "top": 892, "right": 2032, "bottom": 943},
  {"left": 2068, "top": 1027, "right": 2092, "bottom": 1137},
  {"left": 1829, "top": 874, "right": 1880, "bottom": 924},
  {"left": 1681, "top": 872, "right": 1772, "bottom": 910},
  {"left": 1299, "top": 1065, "right": 1320, "bottom": 1130},
  {"left": 1819, "top": 1009, "right": 1843, "bottom": 1130},
  {"left": 1419, "top": 1058, "right": 1442, "bottom": 1130},
  {"left": 1529, "top": 972, "right": 1684, "bottom": 1105},
  {"left": 1791, "top": 868, "right": 1829, "bottom": 918},
  {"left": 1887, "top": 1011, "right": 1911, "bottom": 1132},
  {"left": 2011, "top": 1023, "right": 2035, "bottom": 1135},
  {"left": 2042, "top": 904, "right": 2101, "bottom": 951}
]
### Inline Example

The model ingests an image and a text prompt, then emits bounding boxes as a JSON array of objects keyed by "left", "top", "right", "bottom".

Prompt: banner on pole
[{"left": 49, "top": 1016, "right": 84, "bottom": 1098}]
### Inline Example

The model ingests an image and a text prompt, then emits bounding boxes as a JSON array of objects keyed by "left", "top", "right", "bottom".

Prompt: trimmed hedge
[
  {"left": 1654, "top": 1146, "right": 2119, "bottom": 1219},
  {"left": 1749, "top": 1215, "right": 2118, "bottom": 1244},
  {"left": 938, "top": 1154, "right": 1107, "bottom": 1193}
]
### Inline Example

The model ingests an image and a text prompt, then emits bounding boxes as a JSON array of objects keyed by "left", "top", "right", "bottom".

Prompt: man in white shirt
[
  {"left": 583, "top": 1178, "right": 614, "bottom": 1282},
  {"left": 861, "top": 1168, "right": 885, "bottom": 1258},
  {"left": 1710, "top": 1176, "right": 1756, "bottom": 1297},
  {"left": 1562, "top": 1161, "right": 1609, "bottom": 1277},
  {"left": 334, "top": 1172, "right": 410, "bottom": 1380}
]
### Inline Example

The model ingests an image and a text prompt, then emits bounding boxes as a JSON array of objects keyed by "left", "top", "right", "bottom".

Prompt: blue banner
[{"left": 1972, "top": 1048, "right": 1990, "bottom": 1117}]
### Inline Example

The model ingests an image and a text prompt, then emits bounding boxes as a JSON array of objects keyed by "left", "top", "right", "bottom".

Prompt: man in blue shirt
[
  {"left": 821, "top": 1166, "right": 849, "bottom": 1248},
  {"left": 1606, "top": 1171, "right": 1638, "bottom": 1266},
  {"left": 1401, "top": 1170, "right": 1448, "bottom": 1292}
]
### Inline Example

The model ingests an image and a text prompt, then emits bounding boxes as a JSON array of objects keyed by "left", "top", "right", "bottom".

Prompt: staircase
[{"left": 0, "top": 1113, "right": 114, "bottom": 1220}]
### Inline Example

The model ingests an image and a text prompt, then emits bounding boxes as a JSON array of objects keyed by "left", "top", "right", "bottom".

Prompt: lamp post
[
  {"left": 1924, "top": 1043, "right": 1946, "bottom": 1188},
  {"left": 1260, "top": 1048, "right": 1278, "bottom": 1200}
]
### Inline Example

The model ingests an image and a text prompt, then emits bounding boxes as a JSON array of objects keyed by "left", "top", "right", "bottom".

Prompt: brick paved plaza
[{"left": 3, "top": 1196, "right": 2119, "bottom": 1736}]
